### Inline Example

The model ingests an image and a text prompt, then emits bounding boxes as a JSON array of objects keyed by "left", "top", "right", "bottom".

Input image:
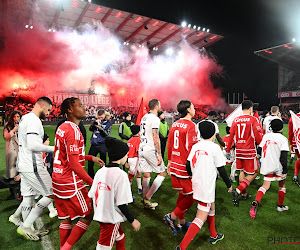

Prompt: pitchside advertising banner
[
  {"left": 47, "top": 93, "right": 111, "bottom": 106},
  {"left": 278, "top": 91, "right": 300, "bottom": 98}
]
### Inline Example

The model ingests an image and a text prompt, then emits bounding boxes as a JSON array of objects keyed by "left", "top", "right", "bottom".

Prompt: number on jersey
[{"left": 237, "top": 123, "right": 246, "bottom": 138}]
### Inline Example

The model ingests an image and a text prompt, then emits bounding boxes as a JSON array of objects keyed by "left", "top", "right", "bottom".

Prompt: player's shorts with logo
[
  {"left": 20, "top": 168, "right": 53, "bottom": 197},
  {"left": 236, "top": 158, "right": 259, "bottom": 174},
  {"left": 97, "top": 222, "right": 124, "bottom": 250},
  {"left": 139, "top": 150, "right": 165, "bottom": 173},
  {"left": 54, "top": 188, "right": 93, "bottom": 220},
  {"left": 171, "top": 175, "right": 193, "bottom": 195}
]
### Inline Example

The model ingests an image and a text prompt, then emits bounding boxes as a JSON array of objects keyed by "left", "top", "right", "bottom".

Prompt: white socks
[
  {"left": 21, "top": 196, "right": 35, "bottom": 222},
  {"left": 231, "top": 160, "right": 237, "bottom": 178},
  {"left": 142, "top": 177, "right": 151, "bottom": 198},
  {"left": 47, "top": 201, "right": 55, "bottom": 212},
  {"left": 23, "top": 197, "right": 53, "bottom": 228},
  {"left": 137, "top": 176, "right": 142, "bottom": 190},
  {"left": 146, "top": 175, "right": 165, "bottom": 200}
]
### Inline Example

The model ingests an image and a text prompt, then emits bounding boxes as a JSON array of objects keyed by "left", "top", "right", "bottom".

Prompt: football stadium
[{"left": 0, "top": 0, "right": 300, "bottom": 249}]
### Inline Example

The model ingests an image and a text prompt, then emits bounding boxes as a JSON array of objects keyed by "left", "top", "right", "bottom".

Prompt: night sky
[{"left": 96, "top": 0, "right": 300, "bottom": 110}]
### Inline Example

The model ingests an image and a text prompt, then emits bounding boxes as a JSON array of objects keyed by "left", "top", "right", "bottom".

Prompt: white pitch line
[{"left": 35, "top": 217, "right": 54, "bottom": 250}]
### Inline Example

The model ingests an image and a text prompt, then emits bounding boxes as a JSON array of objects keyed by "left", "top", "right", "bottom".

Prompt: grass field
[{"left": 0, "top": 124, "right": 300, "bottom": 249}]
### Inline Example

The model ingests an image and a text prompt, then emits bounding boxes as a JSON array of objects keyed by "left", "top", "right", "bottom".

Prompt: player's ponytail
[{"left": 177, "top": 100, "right": 192, "bottom": 118}]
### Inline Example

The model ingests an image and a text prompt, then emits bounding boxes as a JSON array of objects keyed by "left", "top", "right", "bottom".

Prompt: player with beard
[
  {"left": 52, "top": 97, "right": 104, "bottom": 249},
  {"left": 17, "top": 97, "right": 55, "bottom": 241}
]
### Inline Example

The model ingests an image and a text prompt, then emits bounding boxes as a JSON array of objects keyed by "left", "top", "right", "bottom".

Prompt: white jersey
[
  {"left": 198, "top": 119, "right": 219, "bottom": 142},
  {"left": 88, "top": 165, "right": 133, "bottom": 224},
  {"left": 259, "top": 132, "right": 289, "bottom": 175},
  {"left": 17, "top": 112, "right": 45, "bottom": 173},
  {"left": 263, "top": 115, "right": 282, "bottom": 133},
  {"left": 188, "top": 140, "right": 226, "bottom": 203},
  {"left": 139, "top": 112, "right": 160, "bottom": 152}
]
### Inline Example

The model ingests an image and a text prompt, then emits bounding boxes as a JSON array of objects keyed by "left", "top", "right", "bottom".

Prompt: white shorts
[
  {"left": 139, "top": 150, "right": 165, "bottom": 174},
  {"left": 264, "top": 171, "right": 286, "bottom": 182},
  {"left": 197, "top": 201, "right": 212, "bottom": 213},
  {"left": 128, "top": 157, "right": 140, "bottom": 176},
  {"left": 20, "top": 168, "right": 53, "bottom": 197}
]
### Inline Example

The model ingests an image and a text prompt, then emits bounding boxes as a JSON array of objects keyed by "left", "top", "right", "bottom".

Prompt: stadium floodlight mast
[
  {"left": 181, "top": 21, "right": 187, "bottom": 27},
  {"left": 166, "top": 48, "right": 174, "bottom": 56}
]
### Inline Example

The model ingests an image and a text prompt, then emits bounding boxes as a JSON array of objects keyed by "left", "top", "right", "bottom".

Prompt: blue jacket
[{"left": 90, "top": 120, "right": 112, "bottom": 145}]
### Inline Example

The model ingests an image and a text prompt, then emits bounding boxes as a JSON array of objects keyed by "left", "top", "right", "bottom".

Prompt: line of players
[{"left": 10, "top": 96, "right": 300, "bottom": 250}]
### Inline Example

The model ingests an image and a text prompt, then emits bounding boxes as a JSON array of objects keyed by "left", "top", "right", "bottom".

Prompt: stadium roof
[
  {"left": 254, "top": 41, "right": 300, "bottom": 72},
  {"left": 3, "top": 0, "right": 223, "bottom": 51}
]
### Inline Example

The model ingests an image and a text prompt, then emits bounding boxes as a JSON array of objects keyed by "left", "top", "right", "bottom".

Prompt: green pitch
[{"left": 0, "top": 124, "right": 299, "bottom": 249}]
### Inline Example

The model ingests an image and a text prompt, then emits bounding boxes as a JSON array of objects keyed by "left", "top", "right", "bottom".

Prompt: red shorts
[
  {"left": 54, "top": 188, "right": 93, "bottom": 220},
  {"left": 171, "top": 175, "right": 193, "bottom": 195},
  {"left": 236, "top": 158, "right": 258, "bottom": 175},
  {"left": 97, "top": 222, "right": 124, "bottom": 249}
]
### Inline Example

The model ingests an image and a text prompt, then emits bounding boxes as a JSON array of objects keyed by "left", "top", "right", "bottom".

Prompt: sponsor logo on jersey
[
  {"left": 70, "top": 144, "right": 79, "bottom": 152},
  {"left": 53, "top": 167, "right": 63, "bottom": 174},
  {"left": 172, "top": 122, "right": 188, "bottom": 129},
  {"left": 172, "top": 151, "right": 180, "bottom": 156}
]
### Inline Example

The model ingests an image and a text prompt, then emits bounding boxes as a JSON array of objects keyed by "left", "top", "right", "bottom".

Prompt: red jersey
[
  {"left": 52, "top": 121, "right": 86, "bottom": 198},
  {"left": 226, "top": 114, "right": 262, "bottom": 159},
  {"left": 167, "top": 118, "right": 198, "bottom": 178},
  {"left": 127, "top": 136, "right": 140, "bottom": 158},
  {"left": 222, "top": 135, "right": 230, "bottom": 149},
  {"left": 289, "top": 113, "right": 300, "bottom": 149}
]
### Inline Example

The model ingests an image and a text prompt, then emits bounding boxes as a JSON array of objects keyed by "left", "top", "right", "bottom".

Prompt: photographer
[{"left": 88, "top": 109, "right": 112, "bottom": 178}]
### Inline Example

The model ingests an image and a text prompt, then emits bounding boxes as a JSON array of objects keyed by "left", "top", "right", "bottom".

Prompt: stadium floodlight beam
[
  {"left": 166, "top": 48, "right": 174, "bottom": 56},
  {"left": 197, "top": 26, "right": 201, "bottom": 31},
  {"left": 292, "top": 38, "right": 296, "bottom": 42},
  {"left": 188, "top": 24, "right": 191, "bottom": 28},
  {"left": 48, "top": 29, "right": 51, "bottom": 32},
  {"left": 30, "top": 25, "right": 33, "bottom": 29},
  {"left": 181, "top": 21, "right": 187, "bottom": 27},
  {"left": 207, "top": 29, "right": 210, "bottom": 33},
  {"left": 25, "top": 25, "right": 29, "bottom": 28},
  {"left": 53, "top": 29, "right": 56, "bottom": 32},
  {"left": 202, "top": 27, "right": 206, "bottom": 31},
  {"left": 193, "top": 25, "right": 196, "bottom": 29}
]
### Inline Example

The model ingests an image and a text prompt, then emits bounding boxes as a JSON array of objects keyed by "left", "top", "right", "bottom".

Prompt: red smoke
[{"left": 0, "top": 18, "right": 226, "bottom": 110}]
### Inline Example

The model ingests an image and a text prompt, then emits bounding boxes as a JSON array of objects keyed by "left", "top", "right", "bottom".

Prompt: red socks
[
  {"left": 61, "top": 221, "right": 89, "bottom": 250},
  {"left": 278, "top": 187, "right": 286, "bottom": 206},
  {"left": 59, "top": 223, "right": 73, "bottom": 247},
  {"left": 207, "top": 210, "right": 217, "bottom": 238},
  {"left": 237, "top": 178, "right": 251, "bottom": 193},
  {"left": 294, "top": 159, "right": 300, "bottom": 176},
  {"left": 173, "top": 195, "right": 195, "bottom": 219},
  {"left": 115, "top": 235, "right": 126, "bottom": 250},
  {"left": 255, "top": 186, "right": 267, "bottom": 203},
  {"left": 176, "top": 192, "right": 186, "bottom": 220},
  {"left": 179, "top": 218, "right": 203, "bottom": 250}
]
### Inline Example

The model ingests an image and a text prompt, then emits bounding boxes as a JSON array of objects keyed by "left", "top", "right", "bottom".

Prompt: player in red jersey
[
  {"left": 127, "top": 125, "right": 143, "bottom": 194},
  {"left": 226, "top": 100, "right": 262, "bottom": 207},
  {"left": 289, "top": 112, "right": 300, "bottom": 186},
  {"left": 164, "top": 100, "right": 198, "bottom": 235},
  {"left": 52, "top": 97, "right": 104, "bottom": 250}
]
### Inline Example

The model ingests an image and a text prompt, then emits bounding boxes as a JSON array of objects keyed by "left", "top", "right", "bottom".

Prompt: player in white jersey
[
  {"left": 263, "top": 106, "right": 281, "bottom": 133},
  {"left": 16, "top": 97, "right": 55, "bottom": 241},
  {"left": 250, "top": 119, "right": 289, "bottom": 219},
  {"left": 139, "top": 99, "right": 166, "bottom": 209}
]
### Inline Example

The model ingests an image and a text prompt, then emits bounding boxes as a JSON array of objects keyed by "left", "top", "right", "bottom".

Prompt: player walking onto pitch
[
  {"left": 263, "top": 106, "right": 281, "bottom": 134},
  {"left": 164, "top": 100, "right": 198, "bottom": 235},
  {"left": 139, "top": 99, "right": 166, "bottom": 209},
  {"left": 127, "top": 125, "right": 143, "bottom": 195},
  {"left": 250, "top": 119, "right": 289, "bottom": 218},
  {"left": 16, "top": 97, "right": 55, "bottom": 241},
  {"left": 226, "top": 100, "right": 262, "bottom": 206},
  {"left": 175, "top": 121, "right": 232, "bottom": 249},
  {"left": 89, "top": 137, "right": 141, "bottom": 249},
  {"left": 289, "top": 111, "right": 300, "bottom": 186},
  {"left": 52, "top": 97, "right": 104, "bottom": 249}
]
